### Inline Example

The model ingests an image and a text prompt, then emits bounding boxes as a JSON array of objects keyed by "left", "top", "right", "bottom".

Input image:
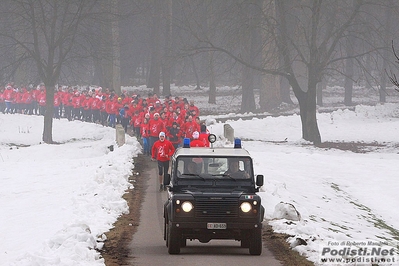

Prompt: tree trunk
[
  {"left": 208, "top": 52, "right": 216, "bottom": 104},
  {"left": 147, "top": 0, "right": 161, "bottom": 93},
  {"left": 260, "top": 74, "right": 280, "bottom": 111},
  {"left": 241, "top": 66, "right": 256, "bottom": 113},
  {"left": 344, "top": 40, "right": 354, "bottom": 106},
  {"left": 190, "top": 56, "right": 201, "bottom": 90},
  {"left": 299, "top": 83, "right": 321, "bottom": 145},
  {"left": 316, "top": 80, "right": 325, "bottom": 107},
  {"left": 259, "top": 0, "right": 281, "bottom": 111},
  {"left": 380, "top": 1, "right": 392, "bottom": 103},
  {"left": 100, "top": 0, "right": 114, "bottom": 90},
  {"left": 161, "top": 0, "right": 172, "bottom": 96},
  {"left": 42, "top": 84, "right": 55, "bottom": 143},
  {"left": 280, "top": 76, "right": 293, "bottom": 104},
  {"left": 111, "top": 0, "right": 121, "bottom": 95}
]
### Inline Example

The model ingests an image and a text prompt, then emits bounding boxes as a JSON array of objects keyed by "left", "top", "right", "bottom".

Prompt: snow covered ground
[
  {"left": 206, "top": 104, "right": 399, "bottom": 265},
  {"left": 1, "top": 85, "right": 399, "bottom": 265}
]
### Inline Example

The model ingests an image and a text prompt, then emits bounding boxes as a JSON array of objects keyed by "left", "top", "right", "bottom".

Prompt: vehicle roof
[{"left": 173, "top": 146, "right": 252, "bottom": 158}]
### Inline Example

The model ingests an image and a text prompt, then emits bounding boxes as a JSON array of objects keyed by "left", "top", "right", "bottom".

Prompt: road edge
[{"left": 100, "top": 154, "right": 314, "bottom": 266}]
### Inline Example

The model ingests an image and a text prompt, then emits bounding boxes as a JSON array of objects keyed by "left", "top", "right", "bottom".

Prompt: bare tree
[
  {"left": 386, "top": 42, "right": 399, "bottom": 93},
  {"left": 0, "top": 0, "right": 98, "bottom": 143},
  {"left": 275, "top": 1, "right": 365, "bottom": 144},
  {"left": 147, "top": 0, "right": 161, "bottom": 93}
]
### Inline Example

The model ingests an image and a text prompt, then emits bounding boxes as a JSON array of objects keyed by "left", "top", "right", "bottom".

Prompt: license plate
[{"left": 207, "top": 223, "right": 227, "bottom": 229}]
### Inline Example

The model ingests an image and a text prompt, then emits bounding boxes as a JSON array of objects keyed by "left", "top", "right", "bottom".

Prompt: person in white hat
[
  {"left": 190, "top": 131, "right": 205, "bottom": 147},
  {"left": 151, "top": 131, "right": 175, "bottom": 191}
]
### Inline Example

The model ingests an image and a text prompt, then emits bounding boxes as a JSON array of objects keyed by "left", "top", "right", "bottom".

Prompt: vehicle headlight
[
  {"left": 181, "top": 201, "right": 193, "bottom": 212},
  {"left": 240, "top": 202, "right": 252, "bottom": 213}
]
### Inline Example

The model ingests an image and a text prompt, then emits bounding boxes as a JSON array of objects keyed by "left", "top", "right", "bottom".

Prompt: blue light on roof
[
  {"left": 234, "top": 138, "right": 242, "bottom": 148},
  {"left": 183, "top": 138, "right": 191, "bottom": 148}
]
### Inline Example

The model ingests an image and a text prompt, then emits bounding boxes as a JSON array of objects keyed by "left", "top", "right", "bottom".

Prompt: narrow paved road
[{"left": 127, "top": 161, "right": 282, "bottom": 266}]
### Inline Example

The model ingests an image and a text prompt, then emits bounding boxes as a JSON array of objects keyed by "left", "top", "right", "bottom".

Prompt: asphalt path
[{"left": 127, "top": 161, "right": 282, "bottom": 266}]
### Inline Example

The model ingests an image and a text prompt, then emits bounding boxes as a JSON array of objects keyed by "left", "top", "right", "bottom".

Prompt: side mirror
[
  {"left": 164, "top": 173, "right": 171, "bottom": 186},
  {"left": 256, "top": 175, "right": 264, "bottom": 187}
]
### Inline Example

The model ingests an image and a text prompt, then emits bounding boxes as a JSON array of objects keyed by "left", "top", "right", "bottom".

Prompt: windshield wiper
[
  {"left": 180, "top": 173, "right": 206, "bottom": 181},
  {"left": 210, "top": 174, "right": 237, "bottom": 181}
]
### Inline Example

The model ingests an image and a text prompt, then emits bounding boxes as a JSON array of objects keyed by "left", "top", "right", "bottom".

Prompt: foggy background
[{"left": 1, "top": 0, "right": 399, "bottom": 114}]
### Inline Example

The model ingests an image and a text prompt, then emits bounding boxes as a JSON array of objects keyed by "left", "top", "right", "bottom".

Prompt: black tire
[
  {"left": 241, "top": 239, "right": 249, "bottom": 248},
  {"left": 240, "top": 230, "right": 250, "bottom": 248},
  {"left": 165, "top": 224, "right": 169, "bottom": 247},
  {"left": 164, "top": 218, "right": 168, "bottom": 244},
  {"left": 167, "top": 223, "right": 181, "bottom": 254},
  {"left": 249, "top": 228, "right": 262, "bottom": 255}
]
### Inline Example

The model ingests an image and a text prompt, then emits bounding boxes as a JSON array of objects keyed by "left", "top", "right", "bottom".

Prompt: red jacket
[
  {"left": 3, "top": 87, "right": 14, "bottom": 102},
  {"left": 32, "top": 89, "right": 41, "bottom": 101},
  {"left": 189, "top": 104, "right": 200, "bottom": 116},
  {"left": 63, "top": 92, "right": 73, "bottom": 106},
  {"left": 140, "top": 122, "right": 150, "bottom": 138},
  {"left": 151, "top": 139, "right": 175, "bottom": 162},
  {"left": 190, "top": 139, "right": 205, "bottom": 147},
  {"left": 181, "top": 120, "right": 200, "bottom": 139},
  {"left": 98, "top": 100, "right": 106, "bottom": 112},
  {"left": 53, "top": 94, "right": 61, "bottom": 107},
  {"left": 131, "top": 113, "right": 142, "bottom": 127},
  {"left": 37, "top": 92, "right": 46, "bottom": 106},
  {"left": 149, "top": 118, "right": 165, "bottom": 137},
  {"left": 72, "top": 95, "right": 81, "bottom": 108},
  {"left": 14, "top": 91, "right": 22, "bottom": 104},
  {"left": 90, "top": 97, "right": 101, "bottom": 110},
  {"left": 198, "top": 132, "right": 210, "bottom": 147}
]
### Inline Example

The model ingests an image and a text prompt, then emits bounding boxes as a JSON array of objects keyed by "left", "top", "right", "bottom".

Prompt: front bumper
[{"left": 169, "top": 221, "right": 262, "bottom": 241}]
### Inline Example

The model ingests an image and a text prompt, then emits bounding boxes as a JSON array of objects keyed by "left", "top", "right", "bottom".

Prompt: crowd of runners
[{"left": 0, "top": 83, "right": 210, "bottom": 154}]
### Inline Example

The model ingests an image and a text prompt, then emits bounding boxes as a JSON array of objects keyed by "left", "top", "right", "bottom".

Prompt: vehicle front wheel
[
  {"left": 167, "top": 223, "right": 181, "bottom": 254},
  {"left": 240, "top": 230, "right": 250, "bottom": 248},
  {"left": 249, "top": 228, "right": 262, "bottom": 255},
  {"left": 180, "top": 237, "right": 187, "bottom": 248}
]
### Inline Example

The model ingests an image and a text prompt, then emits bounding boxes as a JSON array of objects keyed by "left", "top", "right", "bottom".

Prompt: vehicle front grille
[{"left": 195, "top": 198, "right": 239, "bottom": 219}]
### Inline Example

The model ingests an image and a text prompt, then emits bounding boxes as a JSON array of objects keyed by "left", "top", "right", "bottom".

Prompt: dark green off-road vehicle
[{"left": 163, "top": 136, "right": 264, "bottom": 255}]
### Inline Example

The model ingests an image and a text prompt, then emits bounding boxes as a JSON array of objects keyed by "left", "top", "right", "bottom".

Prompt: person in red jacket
[
  {"left": 130, "top": 110, "right": 142, "bottom": 137},
  {"left": 53, "top": 91, "right": 61, "bottom": 119},
  {"left": 181, "top": 115, "right": 200, "bottom": 140},
  {"left": 63, "top": 88, "right": 74, "bottom": 121},
  {"left": 148, "top": 112, "right": 165, "bottom": 152},
  {"left": 189, "top": 99, "right": 200, "bottom": 116},
  {"left": 3, "top": 85, "right": 15, "bottom": 114},
  {"left": 90, "top": 94, "right": 101, "bottom": 123},
  {"left": 190, "top": 131, "right": 205, "bottom": 147},
  {"left": 0, "top": 87, "right": 4, "bottom": 113},
  {"left": 151, "top": 131, "right": 175, "bottom": 191},
  {"left": 189, "top": 131, "right": 205, "bottom": 171},
  {"left": 198, "top": 124, "right": 210, "bottom": 147},
  {"left": 21, "top": 87, "right": 33, "bottom": 115},
  {"left": 140, "top": 117, "right": 150, "bottom": 156},
  {"left": 37, "top": 87, "right": 46, "bottom": 116},
  {"left": 166, "top": 121, "right": 182, "bottom": 149},
  {"left": 81, "top": 94, "right": 90, "bottom": 122},
  {"left": 71, "top": 92, "right": 82, "bottom": 120},
  {"left": 14, "top": 88, "right": 22, "bottom": 114},
  {"left": 99, "top": 96, "right": 108, "bottom": 126},
  {"left": 31, "top": 86, "right": 41, "bottom": 115}
]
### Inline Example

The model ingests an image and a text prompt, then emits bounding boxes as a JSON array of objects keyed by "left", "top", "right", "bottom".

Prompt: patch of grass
[
  {"left": 263, "top": 223, "right": 315, "bottom": 266},
  {"left": 350, "top": 200, "right": 399, "bottom": 241}
]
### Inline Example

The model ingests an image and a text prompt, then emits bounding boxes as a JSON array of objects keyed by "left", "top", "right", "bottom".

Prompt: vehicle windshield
[{"left": 176, "top": 156, "right": 253, "bottom": 180}]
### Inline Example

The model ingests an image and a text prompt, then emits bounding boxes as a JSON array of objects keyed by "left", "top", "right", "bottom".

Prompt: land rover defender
[{"left": 163, "top": 136, "right": 264, "bottom": 255}]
